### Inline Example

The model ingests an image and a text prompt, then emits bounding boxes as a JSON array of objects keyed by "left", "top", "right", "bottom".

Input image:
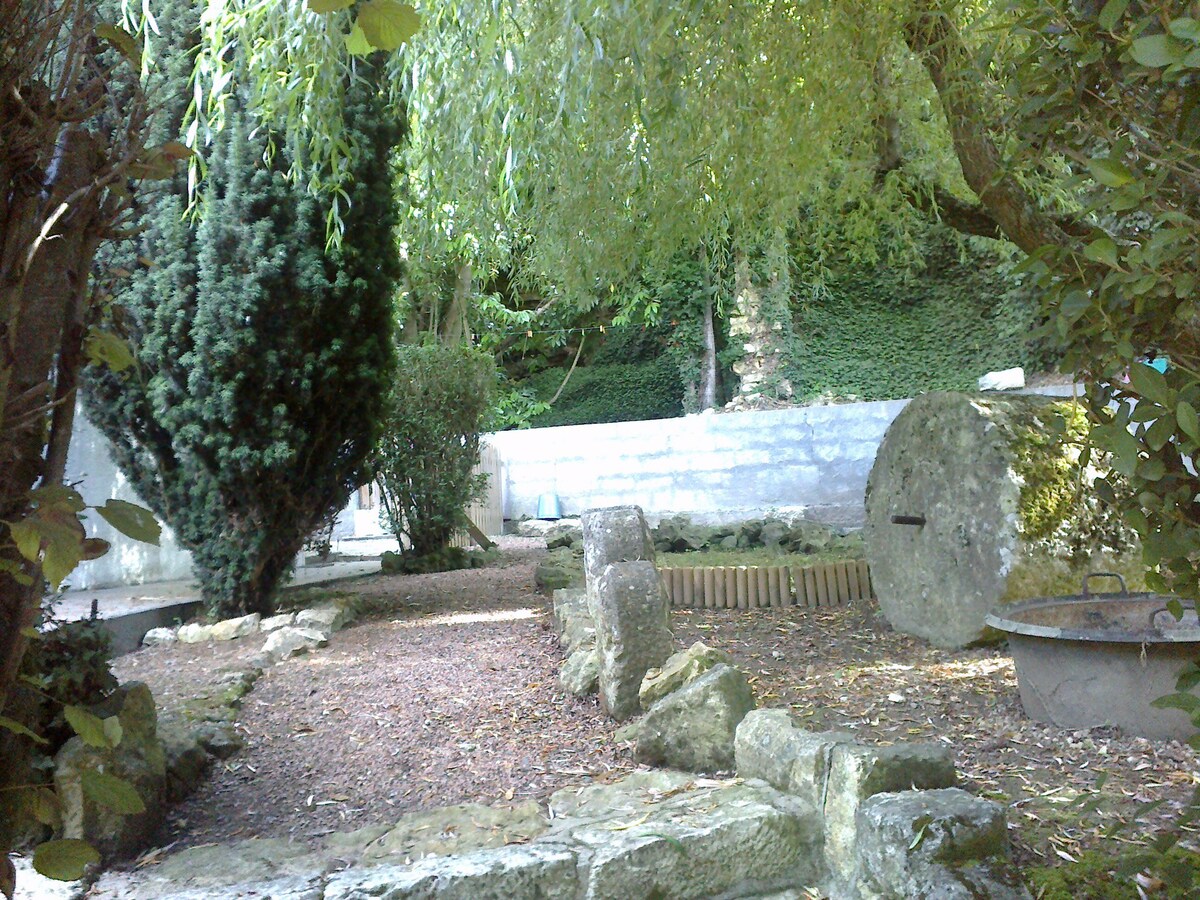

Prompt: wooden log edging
[{"left": 658, "top": 560, "right": 873, "bottom": 609}]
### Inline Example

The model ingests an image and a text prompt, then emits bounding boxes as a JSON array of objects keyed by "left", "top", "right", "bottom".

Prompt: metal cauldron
[{"left": 985, "top": 573, "right": 1200, "bottom": 740}]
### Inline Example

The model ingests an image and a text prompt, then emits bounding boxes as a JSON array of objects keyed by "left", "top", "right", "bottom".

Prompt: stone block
[
  {"left": 552, "top": 588, "right": 594, "bottom": 654},
  {"left": 357, "top": 800, "right": 547, "bottom": 865},
  {"left": 639, "top": 641, "right": 733, "bottom": 709},
  {"left": 159, "top": 723, "right": 211, "bottom": 802},
  {"left": 569, "top": 779, "right": 823, "bottom": 900},
  {"left": 323, "top": 844, "right": 580, "bottom": 900},
  {"left": 177, "top": 623, "right": 214, "bottom": 644},
  {"left": 734, "top": 709, "right": 853, "bottom": 805},
  {"left": 210, "top": 613, "right": 262, "bottom": 641},
  {"left": 824, "top": 742, "right": 957, "bottom": 883},
  {"left": 559, "top": 646, "right": 600, "bottom": 696},
  {"left": 260, "top": 612, "right": 297, "bottom": 633},
  {"left": 581, "top": 506, "right": 656, "bottom": 598},
  {"left": 856, "top": 788, "right": 1031, "bottom": 899},
  {"left": 142, "top": 627, "right": 177, "bottom": 646},
  {"left": 53, "top": 683, "right": 166, "bottom": 860},
  {"left": 592, "top": 561, "right": 673, "bottom": 721},
  {"left": 262, "top": 626, "right": 328, "bottom": 663},
  {"left": 634, "top": 664, "right": 755, "bottom": 772},
  {"left": 296, "top": 603, "right": 353, "bottom": 635}
]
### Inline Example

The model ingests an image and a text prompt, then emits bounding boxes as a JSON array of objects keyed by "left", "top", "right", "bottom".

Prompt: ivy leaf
[
  {"left": 1130, "top": 34, "right": 1185, "bottom": 67},
  {"left": 1083, "top": 236, "right": 1120, "bottom": 268},
  {"left": 308, "top": 0, "right": 355, "bottom": 11},
  {"left": 345, "top": 23, "right": 373, "bottom": 56},
  {"left": 1087, "top": 157, "right": 1134, "bottom": 188},
  {"left": 81, "top": 537, "right": 110, "bottom": 561},
  {"left": 84, "top": 330, "right": 136, "bottom": 373},
  {"left": 96, "top": 500, "right": 161, "bottom": 546},
  {"left": 32, "top": 839, "right": 99, "bottom": 881},
  {"left": 6, "top": 520, "right": 41, "bottom": 562},
  {"left": 31, "top": 787, "right": 62, "bottom": 828},
  {"left": 1098, "top": 0, "right": 1129, "bottom": 31},
  {"left": 81, "top": 771, "right": 145, "bottom": 816},
  {"left": 357, "top": 0, "right": 419, "bottom": 51},
  {"left": 64, "top": 706, "right": 115, "bottom": 749},
  {"left": 1168, "top": 18, "right": 1200, "bottom": 42},
  {"left": 0, "top": 715, "right": 48, "bottom": 744},
  {"left": 1178, "top": 401, "right": 1200, "bottom": 442},
  {"left": 95, "top": 23, "right": 140, "bottom": 67},
  {"left": 103, "top": 716, "right": 123, "bottom": 749},
  {"left": 1130, "top": 362, "right": 1171, "bottom": 407}
]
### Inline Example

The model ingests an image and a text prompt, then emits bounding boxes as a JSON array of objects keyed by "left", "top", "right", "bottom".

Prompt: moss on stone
[{"left": 1026, "top": 846, "right": 1200, "bottom": 899}]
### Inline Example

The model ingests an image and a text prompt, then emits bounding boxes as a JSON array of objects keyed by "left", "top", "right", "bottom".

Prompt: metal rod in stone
[{"left": 890, "top": 515, "right": 926, "bottom": 527}]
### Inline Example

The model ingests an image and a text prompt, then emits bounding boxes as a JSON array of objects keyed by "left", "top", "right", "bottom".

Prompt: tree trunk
[
  {"left": 0, "top": 125, "right": 106, "bottom": 717},
  {"left": 902, "top": 7, "right": 1080, "bottom": 256},
  {"left": 698, "top": 255, "right": 721, "bottom": 410}
]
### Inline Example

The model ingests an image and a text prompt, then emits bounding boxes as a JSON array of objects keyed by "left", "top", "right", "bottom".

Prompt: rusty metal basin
[{"left": 985, "top": 582, "right": 1200, "bottom": 741}]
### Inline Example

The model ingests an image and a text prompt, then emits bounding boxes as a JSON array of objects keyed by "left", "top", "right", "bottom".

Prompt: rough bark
[{"left": 902, "top": 7, "right": 1081, "bottom": 256}]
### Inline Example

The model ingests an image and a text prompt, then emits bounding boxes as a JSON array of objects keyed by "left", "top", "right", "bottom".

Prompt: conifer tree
[{"left": 85, "top": 9, "right": 401, "bottom": 617}]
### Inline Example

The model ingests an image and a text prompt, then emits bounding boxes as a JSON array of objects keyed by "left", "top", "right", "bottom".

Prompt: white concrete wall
[
  {"left": 64, "top": 404, "right": 194, "bottom": 591},
  {"left": 488, "top": 385, "right": 1081, "bottom": 528},
  {"left": 488, "top": 399, "right": 911, "bottom": 528}
]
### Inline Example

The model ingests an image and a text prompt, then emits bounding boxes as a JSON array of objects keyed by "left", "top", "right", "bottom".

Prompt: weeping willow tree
[{"left": 194, "top": 0, "right": 1199, "bottom": 590}]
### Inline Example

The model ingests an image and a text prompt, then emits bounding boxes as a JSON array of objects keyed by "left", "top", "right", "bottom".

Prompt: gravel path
[{"left": 113, "top": 541, "right": 1199, "bottom": 874}]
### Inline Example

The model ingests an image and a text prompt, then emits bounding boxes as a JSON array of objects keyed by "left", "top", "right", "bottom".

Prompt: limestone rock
[
  {"left": 561, "top": 777, "right": 823, "bottom": 900},
  {"left": 734, "top": 709, "right": 853, "bottom": 805},
  {"left": 856, "top": 788, "right": 1031, "bottom": 900},
  {"left": 176, "top": 623, "right": 214, "bottom": 644},
  {"left": 581, "top": 505, "right": 656, "bottom": 597},
  {"left": 158, "top": 723, "right": 210, "bottom": 802},
  {"left": 91, "top": 837, "right": 325, "bottom": 899},
  {"left": 324, "top": 844, "right": 579, "bottom": 900},
  {"left": 193, "top": 720, "right": 244, "bottom": 759},
  {"left": 262, "top": 626, "right": 328, "bottom": 663},
  {"left": 54, "top": 682, "right": 166, "bottom": 860},
  {"left": 141, "top": 627, "right": 177, "bottom": 646},
  {"left": 210, "top": 613, "right": 261, "bottom": 642},
  {"left": 357, "top": 801, "right": 547, "bottom": 865},
  {"left": 551, "top": 588, "right": 594, "bottom": 654},
  {"left": 544, "top": 523, "right": 583, "bottom": 550},
  {"left": 592, "top": 560, "right": 673, "bottom": 721},
  {"left": 260, "top": 612, "right": 297, "bottom": 633},
  {"left": 559, "top": 647, "right": 600, "bottom": 696},
  {"left": 535, "top": 554, "right": 579, "bottom": 592},
  {"left": 296, "top": 603, "right": 353, "bottom": 635},
  {"left": 639, "top": 641, "right": 732, "bottom": 710},
  {"left": 515, "top": 517, "right": 581, "bottom": 538},
  {"left": 634, "top": 664, "right": 755, "bottom": 772},
  {"left": 824, "top": 742, "right": 957, "bottom": 883}
]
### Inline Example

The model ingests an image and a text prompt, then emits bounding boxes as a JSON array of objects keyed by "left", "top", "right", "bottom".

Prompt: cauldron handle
[
  {"left": 1147, "top": 600, "right": 1197, "bottom": 629},
  {"left": 1081, "top": 572, "right": 1128, "bottom": 600}
]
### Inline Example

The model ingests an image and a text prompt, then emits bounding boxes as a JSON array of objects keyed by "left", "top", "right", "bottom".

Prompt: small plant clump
[
  {"left": 375, "top": 344, "right": 497, "bottom": 561},
  {"left": 380, "top": 547, "right": 499, "bottom": 576}
]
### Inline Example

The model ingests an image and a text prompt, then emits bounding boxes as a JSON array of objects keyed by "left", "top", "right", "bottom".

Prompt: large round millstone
[{"left": 864, "top": 392, "right": 1142, "bottom": 648}]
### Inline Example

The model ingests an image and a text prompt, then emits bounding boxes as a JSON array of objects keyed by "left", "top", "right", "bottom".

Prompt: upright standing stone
[
  {"left": 581, "top": 506, "right": 656, "bottom": 601},
  {"left": 592, "top": 561, "right": 673, "bottom": 721}
]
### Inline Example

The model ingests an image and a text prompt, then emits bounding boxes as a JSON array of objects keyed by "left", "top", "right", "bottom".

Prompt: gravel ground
[{"left": 113, "top": 540, "right": 1199, "bottom": 878}]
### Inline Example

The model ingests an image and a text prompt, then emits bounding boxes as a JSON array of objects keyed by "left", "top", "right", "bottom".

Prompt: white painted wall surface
[
  {"left": 64, "top": 404, "right": 194, "bottom": 591},
  {"left": 487, "top": 399, "right": 911, "bottom": 527}
]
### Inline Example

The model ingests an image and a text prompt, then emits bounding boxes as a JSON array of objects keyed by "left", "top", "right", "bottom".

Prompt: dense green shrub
[
  {"left": 84, "top": 26, "right": 402, "bottom": 617},
  {"left": 376, "top": 344, "right": 497, "bottom": 558},
  {"left": 786, "top": 242, "right": 1055, "bottom": 402},
  {"left": 524, "top": 358, "right": 684, "bottom": 427}
]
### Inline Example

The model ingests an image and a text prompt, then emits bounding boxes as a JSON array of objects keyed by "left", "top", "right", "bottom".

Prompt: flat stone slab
[{"left": 90, "top": 770, "right": 824, "bottom": 900}]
